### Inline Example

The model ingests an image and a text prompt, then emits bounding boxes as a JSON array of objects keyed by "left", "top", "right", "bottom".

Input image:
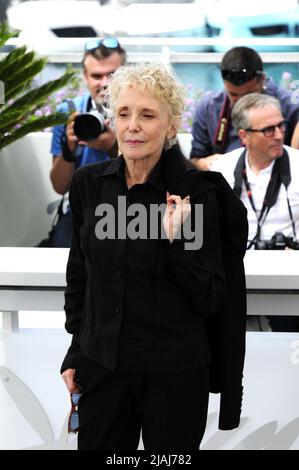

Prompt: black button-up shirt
[{"left": 62, "top": 146, "right": 227, "bottom": 373}]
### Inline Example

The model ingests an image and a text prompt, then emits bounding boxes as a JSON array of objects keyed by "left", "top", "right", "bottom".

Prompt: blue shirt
[
  {"left": 50, "top": 92, "right": 109, "bottom": 168},
  {"left": 190, "top": 78, "right": 299, "bottom": 158}
]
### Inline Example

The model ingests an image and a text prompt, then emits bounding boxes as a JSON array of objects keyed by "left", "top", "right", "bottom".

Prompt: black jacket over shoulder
[{"left": 61, "top": 144, "right": 248, "bottom": 431}]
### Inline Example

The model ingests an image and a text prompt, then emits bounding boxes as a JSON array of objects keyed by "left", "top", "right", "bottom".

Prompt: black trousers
[{"left": 77, "top": 356, "right": 210, "bottom": 450}]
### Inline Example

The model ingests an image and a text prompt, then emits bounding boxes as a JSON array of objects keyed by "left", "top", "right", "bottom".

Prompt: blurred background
[
  {"left": 3, "top": 0, "right": 299, "bottom": 90},
  {"left": 3, "top": 0, "right": 299, "bottom": 54}
]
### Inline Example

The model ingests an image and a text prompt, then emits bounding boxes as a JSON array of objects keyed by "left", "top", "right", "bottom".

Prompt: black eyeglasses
[
  {"left": 244, "top": 120, "right": 288, "bottom": 137},
  {"left": 221, "top": 69, "right": 263, "bottom": 86},
  {"left": 85, "top": 37, "right": 120, "bottom": 52},
  {"left": 68, "top": 392, "right": 81, "bottom": 434}
]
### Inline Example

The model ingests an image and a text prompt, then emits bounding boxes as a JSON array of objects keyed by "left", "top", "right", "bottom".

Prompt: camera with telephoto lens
[
  {"left": 73, "top": 106, "right": 108, "bottom": 141},
  {"left": 254, "top": 231, "right": 299, "bottom": 250}
]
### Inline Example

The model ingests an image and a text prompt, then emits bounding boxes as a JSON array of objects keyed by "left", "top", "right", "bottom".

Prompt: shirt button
[{"left": 115, "top": 271, "right": 122, "bottom": 278}]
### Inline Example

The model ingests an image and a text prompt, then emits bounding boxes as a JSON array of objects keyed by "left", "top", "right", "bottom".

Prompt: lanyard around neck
[
  {"left": 242, "top": 163, "right": 277, "bottom": 248},
  {"left": 233, "top": 148, "right": 296, "bottom": 248}
]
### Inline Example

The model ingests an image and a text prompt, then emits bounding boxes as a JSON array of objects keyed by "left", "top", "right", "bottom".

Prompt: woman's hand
[
  {"left": 61, "top": 368, "right": 81, "bottom": 394},
  {"left": 163, "top": 192, "right": 191, "bottom": 243}
]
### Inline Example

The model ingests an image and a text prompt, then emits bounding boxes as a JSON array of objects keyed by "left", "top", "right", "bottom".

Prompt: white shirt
[{"left": 211, "top": 145, "right": 299, "bottom": 244}]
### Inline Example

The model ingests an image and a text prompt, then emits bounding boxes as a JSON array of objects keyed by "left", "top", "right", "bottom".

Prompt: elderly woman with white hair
[{"left": 61, "top": 63, "right": 248, "bottom": 450}]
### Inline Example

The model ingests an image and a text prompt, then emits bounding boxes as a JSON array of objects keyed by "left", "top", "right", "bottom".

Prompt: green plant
[
  {"left": 34, "top": 66, "right": 84, "bottom": 129},
  {"left": 0, "top": 22, "right": 75, "bottom": 150}
]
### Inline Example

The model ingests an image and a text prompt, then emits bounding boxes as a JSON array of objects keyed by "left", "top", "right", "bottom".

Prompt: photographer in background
[
  {"left": 211, "top": 93, "right": 299, "bottom": 332},
  {"left": 190, "top": 46, "right": 299, "bottom": 171},
  {"left": 49, "top": 38, "right": 126, "bottom": 247}
]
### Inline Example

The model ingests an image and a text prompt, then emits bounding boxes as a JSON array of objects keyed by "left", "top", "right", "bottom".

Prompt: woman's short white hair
[{"left": 107, "top": 62, "right": 186, "bottom": 145}]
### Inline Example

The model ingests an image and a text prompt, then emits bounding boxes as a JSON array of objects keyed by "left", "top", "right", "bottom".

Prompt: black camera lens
[{"left": 73, "top": 111, "right": 106, "bottom": 141}]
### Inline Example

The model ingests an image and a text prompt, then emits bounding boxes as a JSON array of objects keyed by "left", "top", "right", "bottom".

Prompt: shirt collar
[
  {"left": 100, "top": 144, "right": 194, "bottom": 190},
  {"left": 245, "top": 151, "right": 275, "bottom": 180},
  {"left": 101, "top": 156, "right": 124, "bottom": 177}
]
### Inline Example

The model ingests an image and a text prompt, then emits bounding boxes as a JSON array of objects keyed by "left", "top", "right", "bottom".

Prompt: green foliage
[
  {"left": 0, "top": 20, "right": 17, "bottom": 48},
  {"left": 0, "top": 22, "right": 75, "bottom": 150}
]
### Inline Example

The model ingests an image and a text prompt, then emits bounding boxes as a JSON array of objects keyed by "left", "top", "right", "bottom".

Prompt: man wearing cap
[
  {"left": 48, "top": 39, "right": 126, "bottom": 247},
  {"left": 190, "top": 47, "right": 299, "bottom": 171}
]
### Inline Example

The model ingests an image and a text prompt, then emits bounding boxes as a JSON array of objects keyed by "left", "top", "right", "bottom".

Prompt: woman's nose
[{"left": 128, "top": 115, "right": 140, "bottom": 131}]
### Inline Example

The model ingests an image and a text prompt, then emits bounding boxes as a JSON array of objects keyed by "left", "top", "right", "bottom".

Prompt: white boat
[
  {"left": 6, "top": 0, "right": 208, "bottom": 54},
  {"left": 205, "top": 0, "right": 299, "bottom": 52}
]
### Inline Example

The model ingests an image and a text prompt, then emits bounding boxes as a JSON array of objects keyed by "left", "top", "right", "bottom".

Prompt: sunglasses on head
[
  {"left": 221, "top": 69, "right": 263, "bottom": 86},
  {"left": 85, "top": 37, "right": 120, "bottom": 52}
]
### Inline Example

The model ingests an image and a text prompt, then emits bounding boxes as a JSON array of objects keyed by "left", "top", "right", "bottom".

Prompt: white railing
[
  {"left": 4, "top": 36, "right": 299, "bottom": 63},
  {"left": 1, "top": 248, "right": 299, "bottom": 333},
  {"left": 0, "top": 248, "right": 299, "bottom": 450}
]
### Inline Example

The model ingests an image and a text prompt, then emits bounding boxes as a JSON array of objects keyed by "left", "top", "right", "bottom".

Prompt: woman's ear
[
  {"left": 164, "top": 123, "right": 178, "bottom": 150},
  {"left": 167, "top": 121, "right": 178, "bottom": 140}
]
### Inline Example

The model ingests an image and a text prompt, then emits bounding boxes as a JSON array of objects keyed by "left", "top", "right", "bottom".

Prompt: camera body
[
  {"left": 255, "top": 231, "right": 299, "bottom": 250},
  {"left": 73, "top": 107, "right": 107, "bottom": 141}
]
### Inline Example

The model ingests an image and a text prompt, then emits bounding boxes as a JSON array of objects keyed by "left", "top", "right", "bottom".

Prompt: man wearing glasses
[
  {"left": 190, "top": 46, "right": 299, "bottom": 171},
  {"left": 211, "top": 93, "right": 299, "bottom": 332},
  {"left": 49, "top": 38, "right": 126, "bottom": 247}
]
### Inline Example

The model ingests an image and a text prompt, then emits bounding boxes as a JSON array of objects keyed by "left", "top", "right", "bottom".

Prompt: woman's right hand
[
  {"left": 163, "top": 192, "right": 191, "bottom": 243},
  {"left": 61, "top": 368, "right": 81, "bottom": 394}
]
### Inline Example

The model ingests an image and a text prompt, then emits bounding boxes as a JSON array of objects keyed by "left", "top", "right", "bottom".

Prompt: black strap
[
  {"left": 64, "top": 99, "right": 76, "bottom": 113},
  {"left": 233, "top": 148, "right": 290, "bottom": 208},
  {"left": 214, "top": 95, "right": 231, "bottom": 150},
  {"left": 61, "top": 134, "right": 77, "bottom": 162},
  {"left": 280, "top": 151, "right": 297, "bottom": 239},
  {"left": 233, "top": 149, "right": 246, "bottom": 197},
  {"left": 233, "top": 148, "right": 294, "bottom": 247},
  {"left": 61, "top": 99, "right": 77, "bottom": 162},
  {"left": 279, "top": 147, "right": 291, "bottom": 189}
]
